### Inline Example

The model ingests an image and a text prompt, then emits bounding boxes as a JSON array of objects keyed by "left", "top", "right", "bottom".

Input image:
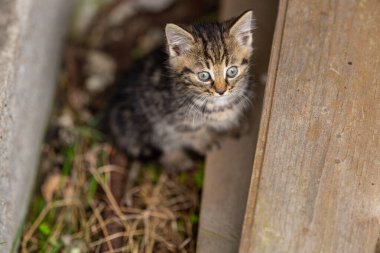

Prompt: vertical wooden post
[
  {"left": 196, "top": 0, "right": 279, "bottom": 252},
  {"left": 240, "top": 0, "right": 380, "bottom": 252}
]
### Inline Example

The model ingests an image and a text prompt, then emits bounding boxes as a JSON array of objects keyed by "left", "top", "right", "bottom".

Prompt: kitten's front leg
[{"left": 160, "top": 149, "right": 194, "bottom": 172}]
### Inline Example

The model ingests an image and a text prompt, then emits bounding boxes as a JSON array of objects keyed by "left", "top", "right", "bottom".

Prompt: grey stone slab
[{"left": 0, "top": 0, "right": 73, "bottom": 252}]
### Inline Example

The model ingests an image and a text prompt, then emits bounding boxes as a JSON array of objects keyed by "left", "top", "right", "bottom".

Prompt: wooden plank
[
  {"left": 196, "top": 0, "right": 279, "bottom": 252},
  {"left": 240, "top": 0, "right": 380, "bottom": 252}
]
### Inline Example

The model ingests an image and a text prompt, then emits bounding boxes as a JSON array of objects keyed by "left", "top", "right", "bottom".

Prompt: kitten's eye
[
  {"left": 197, "top": 71, "right": 211, "bottom": 82},
  {"left": 226, "top": 66, "right": 238, "bottom": 78}
]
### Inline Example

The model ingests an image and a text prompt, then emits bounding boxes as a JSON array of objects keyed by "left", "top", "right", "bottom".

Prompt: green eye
[
  {"left": 197, "top": 71, "right": 211, "bottom": 82},
  {"left": 226, "top": 66, "right": 238, "bottom": 78}
]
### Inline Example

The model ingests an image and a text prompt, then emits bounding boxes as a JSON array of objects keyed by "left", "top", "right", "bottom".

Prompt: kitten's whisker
[
  {"left": 194, "top": 96, "right": 208, "bottom": 125},
  {"left": 185, "top": 101, "right": 197, "bottom": 125},
  {"left": 239, "top": 94, "right": 253, "bottom": 109},
  {"left": 200, "top": 98, "right": 209, "bottom": 123},
  {"left": 183, "top": 94, "right": 206, "bottom": 126}
]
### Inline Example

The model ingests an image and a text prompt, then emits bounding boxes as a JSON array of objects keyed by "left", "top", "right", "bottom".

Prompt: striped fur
[{"left": 107, "top": 11, "right": 255, "bottom": 171}]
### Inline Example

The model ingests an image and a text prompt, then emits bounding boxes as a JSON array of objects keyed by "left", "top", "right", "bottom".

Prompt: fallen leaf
[{"left": 41, "top": 172, "right": 62, "bottom": 202}]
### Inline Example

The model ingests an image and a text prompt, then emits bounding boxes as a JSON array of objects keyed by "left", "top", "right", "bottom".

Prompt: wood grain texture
[
  {"left": 240, "top": 0, "right": 380, "bottom": 252},
  {"left": 196, "top": 0, "right": 279, "bottom": 252}
]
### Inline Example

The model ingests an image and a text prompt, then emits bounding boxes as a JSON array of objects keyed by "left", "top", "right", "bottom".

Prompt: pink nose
[
  {"left": 215, "top": 83, "right": 226, "bottom": 95},
  {"left": 215, "top": 89, "right": 226, "bottom": 95}
]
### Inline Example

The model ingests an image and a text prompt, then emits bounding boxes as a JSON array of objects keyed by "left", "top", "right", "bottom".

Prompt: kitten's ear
[
  {"left": 165, "top": 23, "right": 194, "bottom": 57},
  {"left": 229, "top": 10, "right": 255, "bottom": 47}
]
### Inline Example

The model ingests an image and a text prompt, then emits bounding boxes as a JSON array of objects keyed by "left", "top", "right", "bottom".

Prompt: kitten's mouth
[
  {"left": 209, "top": 92, "right": 235, "bottom": 105},
  {"left": 211, "top": 89, "right": 231, "bottom": 97}
]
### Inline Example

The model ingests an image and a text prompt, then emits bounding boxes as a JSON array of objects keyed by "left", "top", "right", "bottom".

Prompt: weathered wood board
[
  {"left": 240, "top": 0, "right": 380, "bottom": 252},
  {"left": 196, "top": 0, "right": 279, "bottom": 252}
]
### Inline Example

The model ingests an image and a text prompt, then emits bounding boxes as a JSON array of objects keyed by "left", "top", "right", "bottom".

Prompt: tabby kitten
[{"left": 108, "top": 11, "right": 255, "bottom": 170}]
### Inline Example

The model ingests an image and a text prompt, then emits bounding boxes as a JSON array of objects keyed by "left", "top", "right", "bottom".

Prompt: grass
[
  {"left": 20, "top": 39, "right": 204, "bottom": 250},
  {"left": 18, "top": 0, "right": 215, "bottom": 251},
  {"left": 20, "top": 109, "right": 203, "bottom": 252}
]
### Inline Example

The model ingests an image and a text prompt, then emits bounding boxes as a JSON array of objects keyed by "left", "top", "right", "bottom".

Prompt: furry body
[{"left": 108, "top": 11, "right": 255, "bottom": 169}]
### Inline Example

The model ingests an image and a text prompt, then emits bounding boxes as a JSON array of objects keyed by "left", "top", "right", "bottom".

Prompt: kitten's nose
[
  {"left": 215, "top": 83, "right": 227, "bottom": 95},
  {"left": 216, "top": 89, "right": 226, "bottom": 95}
]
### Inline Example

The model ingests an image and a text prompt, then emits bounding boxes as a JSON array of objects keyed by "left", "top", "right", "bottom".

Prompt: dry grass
[
  {"left": 19, "top": 1, "right": 209, "bottom": 251},
  {"left": 20, "top": 100, "right": 202, "bottom": 252}
]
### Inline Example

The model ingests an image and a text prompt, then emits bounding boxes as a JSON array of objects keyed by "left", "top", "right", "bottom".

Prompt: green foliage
[
  {"left": 86, "top": 176, "right": 98, "bottom": 203},
  {"left": 193, "top": 166, "right": 205, "bottom": 189},
  {"left": 46, "top": 237, "right": 63, "bottom": 253},
  {"left": 189, "top": 212, "right": 199, "bottom": 224},
  {"left": 38, "top": 223, "right": 51, "bottom": 236},
  {"left": 62, "top": 145, "right": 75, "bottom": 176},
  {"left": 30, "top": 196, "right": 46, "bottom": 218}
]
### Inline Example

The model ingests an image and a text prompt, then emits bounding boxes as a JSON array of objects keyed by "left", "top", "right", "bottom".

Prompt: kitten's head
[{"left": 165, "top": 11, "right": 254, "bottom": 98}]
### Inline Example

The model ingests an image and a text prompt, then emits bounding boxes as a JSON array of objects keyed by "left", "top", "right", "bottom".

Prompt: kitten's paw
[{"left": 160, "top": 151, "right": 194, "bottom": 172}]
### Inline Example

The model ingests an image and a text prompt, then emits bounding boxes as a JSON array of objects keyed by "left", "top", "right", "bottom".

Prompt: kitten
[{"left": 107, "top": 10, "right": 255, "bottom": 170}]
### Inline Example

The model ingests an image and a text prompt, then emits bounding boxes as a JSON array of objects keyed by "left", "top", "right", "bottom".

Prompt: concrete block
[{"left": 0, "top": 0, "right": 72, "bottom": 251}]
